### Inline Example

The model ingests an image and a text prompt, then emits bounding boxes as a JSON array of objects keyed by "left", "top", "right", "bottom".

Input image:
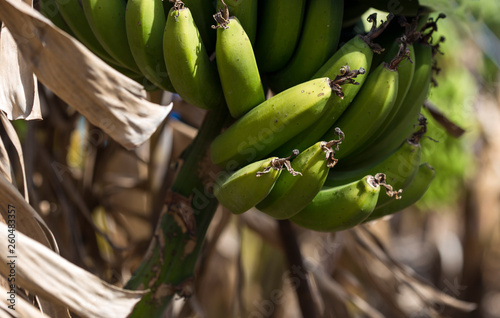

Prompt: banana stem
[
  {"left": 278, "top": 220, "right": 319, "bottom": 318},
  {"left": 126, "top": 107, "right": 229, "bottom": 317}
]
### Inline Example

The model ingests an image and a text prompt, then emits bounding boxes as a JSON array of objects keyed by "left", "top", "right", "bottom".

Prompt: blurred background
[{"left": 11, "top": 0, "right": 500, "bottom": 317}]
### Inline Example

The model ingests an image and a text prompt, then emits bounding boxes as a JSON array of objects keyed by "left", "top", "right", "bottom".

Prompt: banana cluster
[{"left": 40, "top": 0, "right": 442, "bottom": 232}]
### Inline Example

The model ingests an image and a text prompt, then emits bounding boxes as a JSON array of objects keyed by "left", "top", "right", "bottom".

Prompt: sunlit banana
[
  {"left": 326, "top": 136, "right": 422, "bottom": 190},
  {"left": 217, "top": 0, "right": 258, "bottom": 45},
  {"left": 290, "top": 174, "right": 381, "bottom": 232},
  {"left": 53, "top": 0, "right": 125, "bottom": 67},
  {"left": 214, "top": 152, "right": 299, "bottom": 214},
  {"left": 210, "top": 77, "right": 350, "bottom": 169},
  {"left": 40, "top": 0, "right": 75, "bottom": 36},
  {"left": 268, "top": 0, "right": 344, "bottom": 93},
  {"left": 273, "top": 14, "right": 394, "bottom": 157},
  {"left": 375, "top": 43, "right": 415, "bottom": 135},
  {"left": 343, "top": 41, "right": 433, "bottom": 167},
  {"left": 212, "top": 4, "right": 265, "bottom": 118},
  {"left": 81, "top": 0, "right": 140, "bottom": 73},
  {"left": 163, "top": 1, "right": 224, "bottom": 110},
  {"left": 365, "top": 162, "right": 435, "bottom": 222},
  {"left": 256, "top": 136, "right": 343, "bottom": 220},
  {"left": 253, "top": 0, "right": 306, "bottom": 72},
  {"left": 321, "top": 61, "right": 399, "bottom": 160},
  {"left": 183, "top": 0, "right": 217, "bottom": 54},
  {"left": 126, "top": 0, "right": 175, "bottom": 92},
  {"left": 273, "top": 37, "right": 375, "bottom": 157}
]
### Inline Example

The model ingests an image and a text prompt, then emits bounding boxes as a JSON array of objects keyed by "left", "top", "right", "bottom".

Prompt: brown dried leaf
[
  {"left": 0, "top": 113, "right": 28, "bottom": 200},
  {"left": 0, "top": 129, "right": 13, "bottom": 184},
  {"left": 0, "top": 285, "right": 53, "bottom": 317},
  {"left": 0, "top": 222, "right": 146, "bottom": 318},
  {"left": 0, "top": 21, "right": 41, "bottom": 120},
  {"left": 0, "top": 0, "right": 172, "bottom": 150},
  {"left": 0, "top": 175, "right": 57, "bottom": 251}
]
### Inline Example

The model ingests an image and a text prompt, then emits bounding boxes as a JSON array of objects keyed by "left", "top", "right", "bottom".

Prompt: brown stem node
[{"left": 374, "top": 173, "right": 402, "bottom": 200}]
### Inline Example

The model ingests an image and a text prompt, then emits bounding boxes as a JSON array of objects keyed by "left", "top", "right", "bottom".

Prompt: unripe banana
[
  {"left": 268, "top": 0, "right": 344, "bottom": 93},
  {"left": 365, "top": 162, "right": 435, "bottom": 222},
  {"left": 214, "top": 153, "right": 299, "bottom": 214},
  {"left": 163, "top": 1, "right": 224, "bottom": 110},
  {"left": 343, "top": 41, "right": 433, "bottom": 167},
  {"left": 278, "top": 14, "right": 395, "bottom": 158},
  {"left": 217, "top": 0, "right": 258, "bottom": 45},
  {"left": 183, "top": 0, "right": 217, "bottom": 54},
  {"left": 326, "top": 137, "right": 421, "bottom": 189},
  {"left": 256, "top": 137, "right": 343, "bottom": 220},
  {"left": 374, "top": 43, "right": 415, "bottom": 136},
  {"left": 290, "top": 174, "right": 381, "bottom": 232},
  {"left": 54, "top": 0, "right": 126, "bottom": 68},
  {"left": 125, "top": 0, "right": 175, "bottom": 92},
  {"left": 40, "top": 0, "right": 75, "bottom": 36},
  {"left": 322, "top": 61, "right": 399, "bottom": 159},
  {"left": 253, "top": 0, "right": 306, "bottom": 72},
  {"left": 273, "top": 33, "right": 376, "bottom": 157},
  {"left": 210, "top": 77, "right": 339, "bottom": 169},
  {"left": 213, "top": 7, "right": 265, "bottom": 118},
  {"left": 81, "top": 0, "right": 141, "bottom": 73}
]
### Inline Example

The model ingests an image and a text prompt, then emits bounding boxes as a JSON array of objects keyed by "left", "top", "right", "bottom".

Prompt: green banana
[
  {"left": 256, "top": 137, "right": 343, "bottom": 220},
  {"left": 216, "top": 0, "right": 258, "bottom": 45},
  {"left": 321, "top": 61, "right": 399, "bottom": 160},
  {"left": 183, "top": 0, "right": 217, "bottom": 54},
  {"left": 163, "top": 1, "right": 224, "bottom": 110},
  {"left": 214, "top": 153, "right": 299, "bottom": 214},
  {"left": 290, "top": 174, "right": 381, "bottom": 232},
  {"left": 340, "top": 42, "right": 415, "bottom": 165},
  {"left": 365, "top": 162, "right": 435, "bottom": 222},
  {"left": 274, "top": 13, "right": 395, "bottom": 158},
  {"left": 125, "top": 0, "right": 175, "bottom": 92},
  {"left": 273, "top": 33, "right": 377, "bottom": 157},
  {"left": 267, "top": 0, "right": 344, "bottom": 93},
  {"left": 210, "top": 77, "right": 343, "bottom": 169},
  {"left": 213, "top": 6, "right": 265, "bottom": 118},
  {"left": 253, "top": 0, "right": 306, "bottom": 72},
  {"left": 341, "top": 41, "right": 433, "bottom": 168},
  {"left": 55, "top": 0, "right": 127, "bottom": 68},
  {"left": 81, "top": 0, "right": 141, "bottom": 73},
  {"left": 40, "top": 0, "right": 75, "bottom": 36},
  {"left": 375, "top": 43, "right": 415, "bottom": 134},
  {"left": 326, "top": 136, "right": 422, "bottom": 190}
]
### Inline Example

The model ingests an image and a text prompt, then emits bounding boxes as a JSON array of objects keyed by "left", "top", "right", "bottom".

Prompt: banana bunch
[{"left": 39, "top": 0, "right": 446, "bottom": 232}]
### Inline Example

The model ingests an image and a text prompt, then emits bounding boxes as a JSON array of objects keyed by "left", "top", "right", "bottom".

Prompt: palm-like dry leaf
[
  {"left": 0, "top": 0, "right": 172, "bottom": 150},
  {"left": 0, "top": 112, "right": 28, "bottom": 200},
  {"left": 0, "top": 128, "right": 13, "bottom": 184},
  {"left": 0, "top": 286, "right": 52, "bottom": 318},
  {"left": 0, "top": 222, "right": 146, "bottom": 318},
  {"left": 0, "top": 21, "right": 41, "bottom": 120},
  {"left": 0, "top": 175, "right": 56, "bottom": 251}
]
